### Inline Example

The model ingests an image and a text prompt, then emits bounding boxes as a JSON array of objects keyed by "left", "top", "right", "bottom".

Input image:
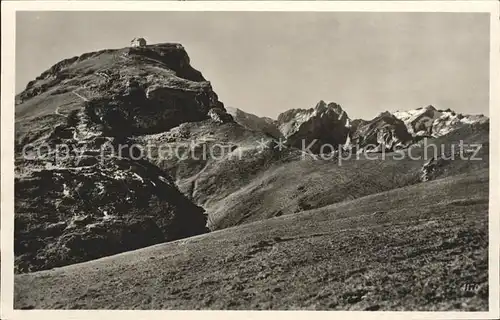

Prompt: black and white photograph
[{"left": 1, "top": 1, "right": 499, "bottom": 318}]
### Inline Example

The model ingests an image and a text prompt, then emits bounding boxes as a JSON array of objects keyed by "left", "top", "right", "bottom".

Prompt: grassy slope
[
  {"left": 137, "top": 117, "right": 488, "bottom": 230},
  {"left": 208, "top": 153, "right": 424, "bottom": 229},
  {"left": 205, "top": 125, "right": 488, "bottom": 229},
  {"left": 15, "top": 170, "right": 489, "bottom": 310},
  {"left": 14, "top": 51, "right": 120, "bottom": 146}
]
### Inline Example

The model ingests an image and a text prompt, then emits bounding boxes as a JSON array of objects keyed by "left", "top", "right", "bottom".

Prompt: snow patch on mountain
[{"left": 393, "top": 105, "right": 488, "bottom": 137}]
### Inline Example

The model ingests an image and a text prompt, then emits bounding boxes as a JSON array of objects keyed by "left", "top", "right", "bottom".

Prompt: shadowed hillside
[{"left": 15, "top": 171, "right": 489, "bottom": 310}]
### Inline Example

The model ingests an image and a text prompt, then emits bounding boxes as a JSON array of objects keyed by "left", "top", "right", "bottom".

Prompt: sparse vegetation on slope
[
  {"left": 137, "top": 116, "right": 488, "bottom": 230},
  {"left": 15, "top": 171, "right": 489, "bottom": 310}
]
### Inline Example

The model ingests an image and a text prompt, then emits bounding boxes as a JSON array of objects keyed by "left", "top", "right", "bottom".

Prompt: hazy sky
[{"left": 16, "top": 12, "right": 490, "bottom": 119}]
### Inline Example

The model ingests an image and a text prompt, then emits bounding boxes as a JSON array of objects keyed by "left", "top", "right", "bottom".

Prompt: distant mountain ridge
[
  {"left": 229, "top": 101, "right": 488, "bottom": 153},
  {"left": 225, "top": 106, "right": 282, "bottom": 138},
  {"left": 393, "top": 105, "right": 489, "bottom": 137}
]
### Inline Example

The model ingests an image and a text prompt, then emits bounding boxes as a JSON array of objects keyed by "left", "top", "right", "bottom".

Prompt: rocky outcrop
[
  {"left": 208, "top": 107, "right": 234, "bottom": 124},
  {"left": 276, "top": 100, "right": 351, "bottom": 153},
  {"left": 15, "top": 121, "right": 209, "bottom": 273},
  {"left": 221, "top": 103, "right": 487, "bottom": 156}
]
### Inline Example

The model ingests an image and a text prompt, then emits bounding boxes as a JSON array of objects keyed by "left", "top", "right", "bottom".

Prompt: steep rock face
[
  {"left": 15, "top": 142, "right": 208, "bottom": 273},
  {"left": 226, "top": 107, "right": 282, "bottom": 138},
  {"left": 348, "top": 111, "right": 413, "bottom": 152},
  {"left": 276, "top": 100, "right": 351, "bottom": 153},
  {"left": 14, "top": 43, "right": 222, "bottom": 272},
  {"left": 393, "top": 105, "right": 488, "bottom": 137},
  {"left": 393, "top": 105, "right": 440, "bottom": 136},
  {"left": 207, "top": 107, "right": 234, "bottom": 124}
]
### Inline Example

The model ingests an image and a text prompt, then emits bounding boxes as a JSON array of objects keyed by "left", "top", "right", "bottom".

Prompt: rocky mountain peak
[
  {"left": 17, "top": 43, "right": 234, "bottom": 137},
  {"left": 276, "top": 101, "right": 351, "bottom": 153},
  {"left": 348, "top": 110, "right": 413, "bottom": 152},
  {"left": 314, "top": 100, "right": 350, "bottom": 124}
]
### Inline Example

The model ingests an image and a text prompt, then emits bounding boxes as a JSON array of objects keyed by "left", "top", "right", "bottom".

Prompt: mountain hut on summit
[{"left": 131, "top": 37, "right": 147, "bottom": 47}]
